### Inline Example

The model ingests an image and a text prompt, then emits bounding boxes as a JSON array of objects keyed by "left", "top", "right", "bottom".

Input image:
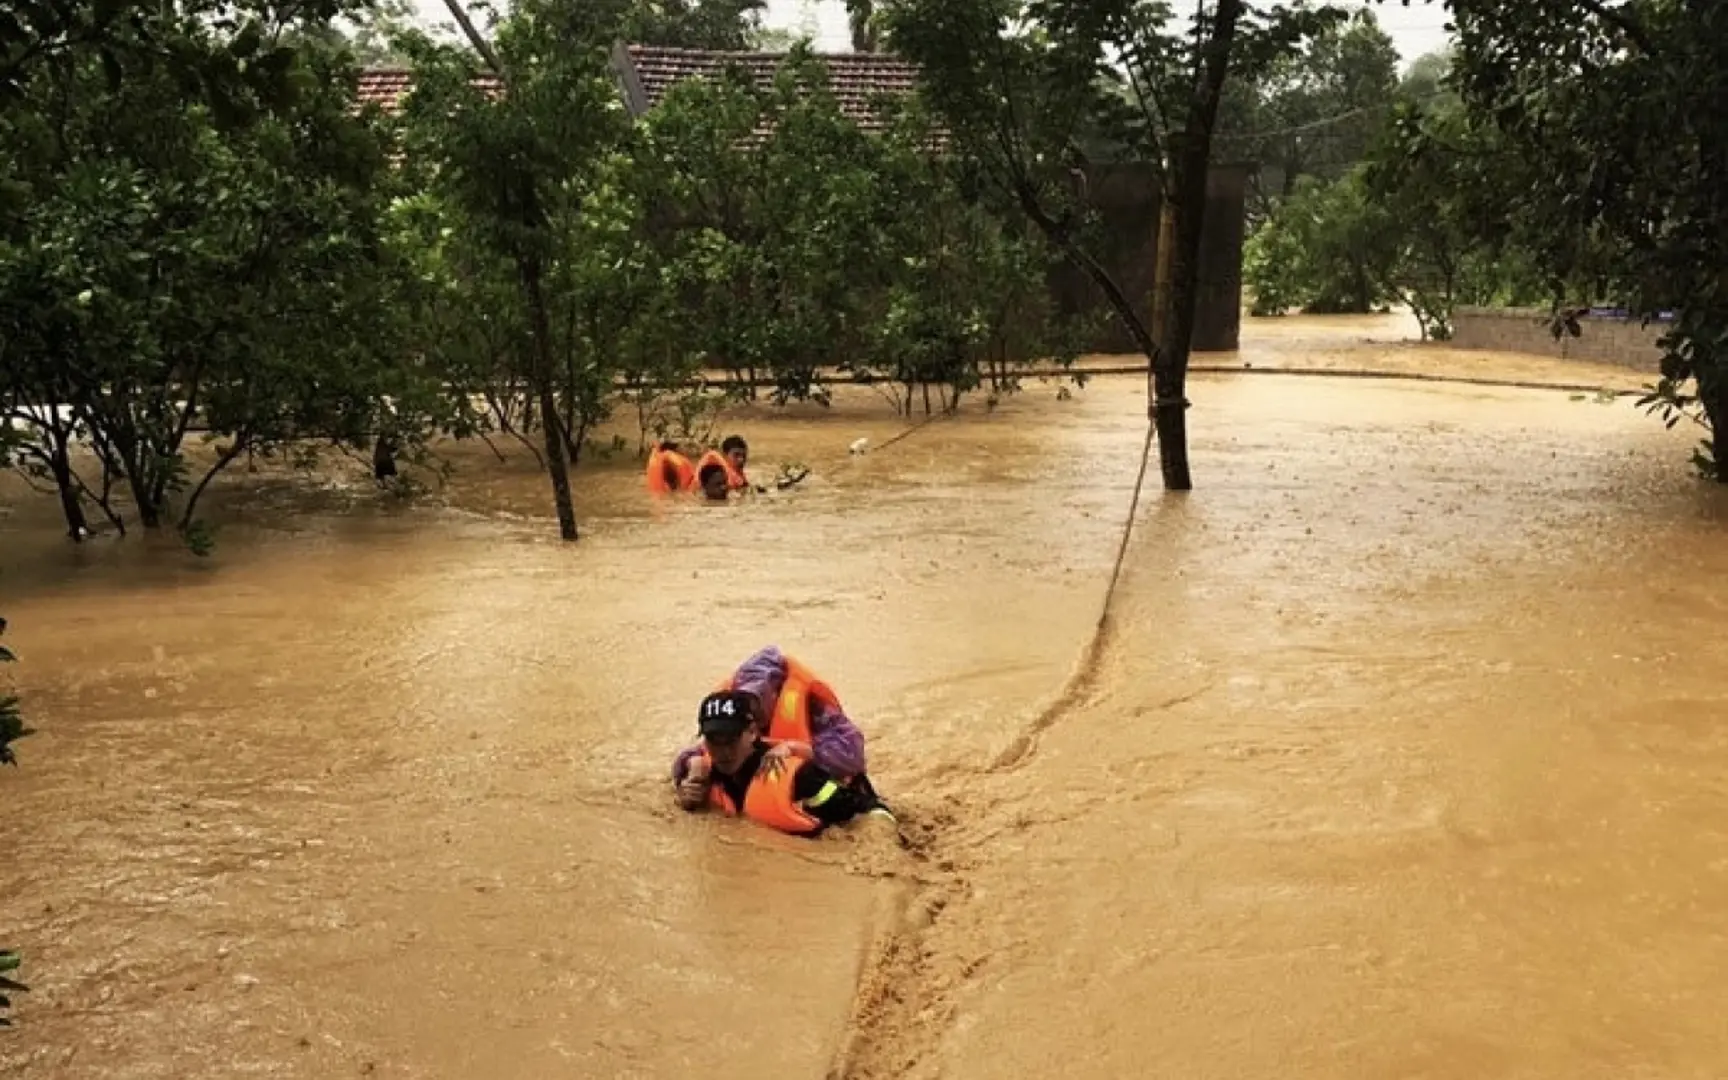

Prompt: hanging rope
[
  {"left": 871, "top": 411, "right": 943, "bottom": 453},
  {"left": 990, "top": 379, "right": 1161, "bottom": 772}
]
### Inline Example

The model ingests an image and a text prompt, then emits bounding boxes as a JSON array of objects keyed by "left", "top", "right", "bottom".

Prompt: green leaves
[
  {"left": 1431, "top": 0, "right": 1728, "bottom": 470},
  {"left": 3, "top": 1, "right": 450, "bottom": 535},
  {"left": 0, "top": 616, "right": 29, "bottom": 767},
  {"left": 0, "top": 947, "right": 24, "bottom": 1026}
]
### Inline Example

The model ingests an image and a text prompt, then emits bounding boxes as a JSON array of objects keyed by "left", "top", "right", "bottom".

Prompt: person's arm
[
  {"left": 730, "top": 646, "right": 788, "bottom": 705},
  {"left": 807, "top": 700, "right": 867, "bottom": 778},
  {"left": 790, "top": 761, "right": 877, "bottom": 826}
]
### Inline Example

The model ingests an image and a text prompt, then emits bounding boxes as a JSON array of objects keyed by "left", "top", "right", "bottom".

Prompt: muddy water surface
[{"left": 4, "top": 318, "right": 1726, "bottom": 1079}]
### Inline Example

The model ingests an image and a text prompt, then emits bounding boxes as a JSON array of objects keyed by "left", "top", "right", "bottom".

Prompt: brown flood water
[{"left": 3, "top": 315, "right": 1727, "bottom": 1079}]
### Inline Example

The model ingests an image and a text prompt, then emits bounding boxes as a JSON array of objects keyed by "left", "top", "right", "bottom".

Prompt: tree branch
[
  {"left": 1012, "top": 178, "right": 1165, "bottom": 369},
  {"left": 178, "top": 435, "right": 250, "bottom": 531},
  {"left": 439, "top": 0, "right": 507, "bottom": 79}
]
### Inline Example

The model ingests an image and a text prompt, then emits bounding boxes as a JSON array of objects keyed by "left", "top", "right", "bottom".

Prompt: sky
[{"left": 408, "top": 0, "right": 1455, "bottom": 69}]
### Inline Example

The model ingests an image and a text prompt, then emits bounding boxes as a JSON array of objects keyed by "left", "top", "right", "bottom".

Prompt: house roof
[
  {"left": 355, "top": 67, "right": 501, "bottom": 113},
  {"left": 354, "top": 45, "right": 923, "bottom": 135},
  {"left": 613, "top": 44, "right": 920, "bottom": 135}
]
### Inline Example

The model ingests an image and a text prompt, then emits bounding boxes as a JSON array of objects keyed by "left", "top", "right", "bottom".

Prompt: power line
[
  {"left": 1215, "top": 88, "right": 1446, "bottom": 143},
  {"left": 1217, "top": 105, "right": 1377, "bottom": 142}
]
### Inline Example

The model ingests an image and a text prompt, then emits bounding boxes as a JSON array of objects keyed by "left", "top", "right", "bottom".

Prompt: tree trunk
[
  {"left": 1151, "top": 201, "right": 1176, "bottom": 346},
  {"left": 1155, "top": 165, "right": 1203, "bottom": 491},
  {"left": 179, "top": 439, "right": 247, "bottom": 531},
  {"left": 848, "top": 0, "right": 879, "bottom": 52},
  {"left": 1154, "top": 0, "right": 1249, "bottom": 492},
  {"left": 128, "top": 468, "right": 163, "bottom": 529},
  {"left": 560, "top": 386, "right": 583, "bottom": 465},
  {"left": 520, "top": 254, "right": 579, "bottom": 540},
  {"left": 1701, "top": 372, "right": 1728, "bottom": 483},
  {"left": 110, "top": 423, "right": 164, "bottom": 529},
  {"left": 45, "top": 435, "right": 89, "bottom": 541},
  {"left": 372, "top": 434, "right": 398, "bottom": 482}
]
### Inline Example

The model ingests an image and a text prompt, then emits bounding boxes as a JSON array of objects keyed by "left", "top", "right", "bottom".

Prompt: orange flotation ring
[{"left": 646, "top": 444, "right": 696, "bottom": 494}]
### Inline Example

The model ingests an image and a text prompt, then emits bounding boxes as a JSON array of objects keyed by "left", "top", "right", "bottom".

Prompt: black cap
[{"left": 697, "top": 691, "right": 756, "bottom": 740}]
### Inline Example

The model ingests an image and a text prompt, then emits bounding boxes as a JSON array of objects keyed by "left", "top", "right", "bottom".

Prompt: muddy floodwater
[{"left": 3, "top": 315, "right": 1727, "bottom": 1079}]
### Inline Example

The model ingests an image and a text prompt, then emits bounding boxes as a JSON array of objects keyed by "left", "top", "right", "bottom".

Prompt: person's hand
[
  {"left": 676, "top": 758, "right": 711, "bottom": 810},
  {"left": 676, "top": 776, "right": 709, "bottom": 810},
  {"left": 762, "top": 740, "right": 810, "bottom": 777}
]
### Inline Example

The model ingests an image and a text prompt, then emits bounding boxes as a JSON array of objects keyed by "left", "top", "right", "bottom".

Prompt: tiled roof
[
  {"left": 354, "top": 46, "right": 926, "bottom": 140},
  {"left": 355, "top": 67, "right": 502, "bottom": 113},
  {"left": 616, "top": 45, "right": 920, "bottom": 135}
]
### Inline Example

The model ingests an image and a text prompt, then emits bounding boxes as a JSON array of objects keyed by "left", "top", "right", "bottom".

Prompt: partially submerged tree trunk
[
  {"left": 1153, "top": 0, "right": 1249, "bottom": 492},
  {"left": 520, "top": 253, "right": 579, "bottom": 540},
  {"left": 178, "top": 438, "right": 248, "bottom": 531},
  {"left": 1700, "top": 360, "right": 1728, "bottom": 483},
  {"left": 44, "top": 435, "right": 89, "bottom": 541},
  {"left": 372, "top": 434, "right": 398, "bottom": 481},
  {"left": 113, "top": 432, "right": 165, "bottom": 530},
  {"left": 443, "top": 0, "right": 579, "bottom": 539}
]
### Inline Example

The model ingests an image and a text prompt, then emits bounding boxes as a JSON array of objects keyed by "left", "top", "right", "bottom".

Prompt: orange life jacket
[
  {"left": 714, "top": 653, "right": 842, "bottom": 751},
  {"left": 695, "top": 449, "right": 748, "bottom": 490},
  {"left": 646, "top": 447, "right": 696, "bottom": 494},
  {"left": 703, "top": 751, "right": 826, "bottom": 835}
]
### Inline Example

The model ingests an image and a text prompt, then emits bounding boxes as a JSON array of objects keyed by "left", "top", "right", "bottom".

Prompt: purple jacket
[{"left": 671, "top": 646, "right": 868, "bottom": 781}]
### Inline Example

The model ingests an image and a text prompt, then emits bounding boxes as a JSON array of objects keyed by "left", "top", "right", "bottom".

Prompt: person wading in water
[
  {"left": 674, "top": 691, "right": 888, "bottom": 836},
  {"left": 671, "top": 647, "right": 879, "bottom": 802},
  {"left": 695, "top": 435, "right": 751, "bottom": 493}
]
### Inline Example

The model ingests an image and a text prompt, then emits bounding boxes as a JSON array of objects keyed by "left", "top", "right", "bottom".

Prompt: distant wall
[
  {"left": 1451, "top": 306, "right": 1669, "bottom": 374},
  {"left": 1193, "top": 165, "right": 1250, "bottom": 354},
  {"left": 1049, "top": 163, "right": 1159, "bottom": 356}
]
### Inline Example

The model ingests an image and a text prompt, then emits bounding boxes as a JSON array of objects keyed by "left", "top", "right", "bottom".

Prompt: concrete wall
[
  {"left": 1451, "top": 306, "right": 1670, "bottom": 374},
  {"left": 1050, "top": 163, "right": 1160, "bottom": 356},
  {"left": 1193, "top": 164, "right": 1250, "bottom": 353}
]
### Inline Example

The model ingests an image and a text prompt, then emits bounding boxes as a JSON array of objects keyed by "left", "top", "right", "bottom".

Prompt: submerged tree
[
  {"left": 0, "top": 616, "right": 27, "bottom": 767},
  {"left": 883, "top": 0, "right": 1343, "bottom": 490},
  {"left": 626, "top": 47, "right": 1078, "bottom": 414},
  {"left": 1423, "top": 0, "right": 1728, "bottom": 477},
  {"left": 1244, "top": 59, "right": 1547, "bottom": 340},
  {"left": 398, "top": 0, "right": 644, "bottom": 540},
  {"left": 0, "top": 0, "right": 457, "bottom": 545},
  {"left": 1, "top": 613, "right": 30, "bottom": 1024},
  {"left": 1244, "top": 166, "right": 1400, "bottom": 317}
]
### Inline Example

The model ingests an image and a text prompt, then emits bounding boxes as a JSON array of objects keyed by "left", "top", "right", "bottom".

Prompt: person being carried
[
  {"left": 672, "top": 646, "right": 870, "bottom": 792},
  {"left": 674, "top": 691, "right": 885, "bottom": 836},
  {"left": 697, "top": 461, "right": 731, "bottom": 502},
  {"left": 695, "top": 435, "right": 751, "bottom": 493},
  {"left": 645, "top": 440, "right": 696, "bottom": 495}
]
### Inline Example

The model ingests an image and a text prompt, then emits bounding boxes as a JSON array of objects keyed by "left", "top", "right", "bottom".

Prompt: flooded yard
[{"left": 3, "top": 317, "right": 1725, "bottom": 1078}]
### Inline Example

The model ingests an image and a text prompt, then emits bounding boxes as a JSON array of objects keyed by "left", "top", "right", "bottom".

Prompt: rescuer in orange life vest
[
  {"left": 645, "top": 440, "right": 696, "bottom": 495},
  {"left": 672, "top": 646, "right": 870, "bottom": 788},
  {"left": 694, "top": 435, "right": 751, "bottom": 493},
  {"left": 674, "top": 691, "right": 890, "bottom": 836}
]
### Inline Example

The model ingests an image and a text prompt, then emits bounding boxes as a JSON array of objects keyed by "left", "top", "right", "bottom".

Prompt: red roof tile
[
  {"left": 618, "top": 45, "right": 920, "bottom": 135},
  {"left": 355, "top": 67, "right": 502, "bottom": 114},
  {"left": 356, "top": 45, "right": 923, "bottom": 134}
]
